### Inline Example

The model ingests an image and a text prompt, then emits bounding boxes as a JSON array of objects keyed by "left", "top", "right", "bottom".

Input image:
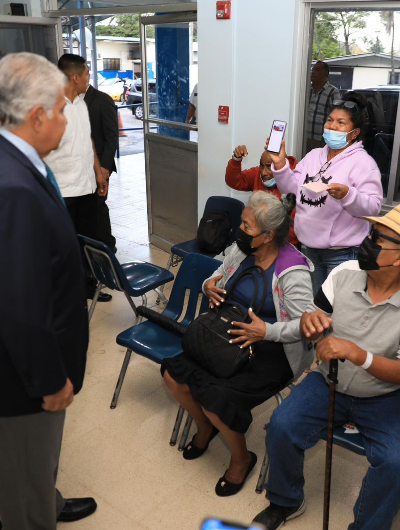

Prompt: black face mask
[
  {"left": 358, "top": 236, "right": 381, "bottom": 270},
  {"left": 235, "top": 227, "right": 263, "bottom": 255}
]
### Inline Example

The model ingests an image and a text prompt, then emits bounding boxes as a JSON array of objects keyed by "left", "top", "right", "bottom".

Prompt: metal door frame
[{"left": 140, "top": 11, "right": 197, "bottom": 245}]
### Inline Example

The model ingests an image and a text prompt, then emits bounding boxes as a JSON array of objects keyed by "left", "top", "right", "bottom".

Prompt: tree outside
[{"left": 96, "top": 15, "right": 155, "bottom": 39}]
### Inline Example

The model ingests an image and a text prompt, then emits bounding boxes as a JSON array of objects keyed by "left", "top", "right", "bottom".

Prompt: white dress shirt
[{"left": 45, "top": 94, "right": 96, "bottom": 198}]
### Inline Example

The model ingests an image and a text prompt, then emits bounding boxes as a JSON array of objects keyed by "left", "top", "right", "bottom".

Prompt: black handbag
[{"left": 182, "top": 265, "right": 269, "bottom": 379}]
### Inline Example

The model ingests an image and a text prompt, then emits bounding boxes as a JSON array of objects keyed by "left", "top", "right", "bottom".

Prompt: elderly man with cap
[
  {"left": 0, "top": 52, "right": 96, "bottom": 530},
  {"left": 225, "top": 144, "right": 298, "bottom": 245},
  {"left": 252, "top": 205, "right": 400, "bottom": 530}
]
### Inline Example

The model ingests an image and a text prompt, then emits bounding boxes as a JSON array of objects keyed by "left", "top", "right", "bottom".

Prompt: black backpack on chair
[{"left": 197, "top": 209, "right": 232, "bottom": 254}]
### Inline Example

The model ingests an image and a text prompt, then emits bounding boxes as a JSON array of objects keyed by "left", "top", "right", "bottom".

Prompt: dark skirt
[{"left": 162, "top": 341, "right": 293, "bottom": 433}]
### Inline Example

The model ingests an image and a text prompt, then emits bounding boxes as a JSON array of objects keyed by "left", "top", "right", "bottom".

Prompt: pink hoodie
[{"left": 272, "top": 142, "right": 383, "bottom": 249}]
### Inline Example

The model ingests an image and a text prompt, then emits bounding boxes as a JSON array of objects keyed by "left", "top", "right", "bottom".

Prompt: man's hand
[
  {"left": 233, "top": 145, "right": 248, "bottom": 159},
  {"left": 327, "top": 183, "right": 349, "bottom": 200},
  {"left": 301, "top": 310, "right": 333, "bottom": 340},
  {"left": 96, "top": 173, "right": 109, "bottom": 197},
  {"left": 42, "top": 378, "right": 74, "bottom": 411},
  {"left": 228, "top": 308, "right": 266, "bottom": 348},
  {"left": 264, "top": 138, "right": 286, "bottom": 170},
  {"left": 101, "top": 167, "right": 110, "bottom": 180},
  {"left": 316, "top": 336, "right": 367, "bottom": 366},
  {"left": 204, "top": 274, "right": 226, "bottom": 309}
]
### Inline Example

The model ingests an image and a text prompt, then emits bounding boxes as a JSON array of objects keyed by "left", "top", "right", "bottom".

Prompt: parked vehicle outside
[
  {"left": 344, "top": 85, "right": 399, "bottom": 194},
  {"left": 126, "top": 78, "right": 157, "bottom": 119},
  {"left": 99, "top": 77, "right": 131, "bottom": 102}
]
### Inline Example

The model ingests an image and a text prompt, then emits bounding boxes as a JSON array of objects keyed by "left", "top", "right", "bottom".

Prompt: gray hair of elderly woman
[
  {"left": 0, "top": 52, "right": 67, "bottom": 129},
  {"left": 247, "top": 191, "right": 295, "bottom": 247}
]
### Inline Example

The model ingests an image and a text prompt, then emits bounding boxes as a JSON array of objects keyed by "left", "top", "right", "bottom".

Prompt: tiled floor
[{"left": 58, "top": 153, "right": 400, "bottom": 530}]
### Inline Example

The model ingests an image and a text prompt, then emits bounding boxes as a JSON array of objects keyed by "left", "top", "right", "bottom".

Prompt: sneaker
[{"left": 252, "top": 500, "right": 306, "bottom": 530}]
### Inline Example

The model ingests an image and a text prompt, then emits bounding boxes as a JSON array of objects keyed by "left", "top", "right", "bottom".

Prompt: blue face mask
[
  {"left": 262, "top": 178, "right": 276, "bottom": 188},
  {"left": 323, "top": 128, "right": 356, "bottom": 150}
]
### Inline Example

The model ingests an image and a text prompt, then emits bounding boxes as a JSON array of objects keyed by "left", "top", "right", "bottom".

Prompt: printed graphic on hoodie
[{"left": 300, "top": 161, "right": 332, "bottom": 207}]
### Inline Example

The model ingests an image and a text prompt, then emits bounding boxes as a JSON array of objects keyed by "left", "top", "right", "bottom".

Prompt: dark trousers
[
  {"left": 0, "top": 411, "right": 66, "bottom": 530},
  {"left": 64, "top": 194, "right": 97, "bottom": 293},
  {"left": 64, "top": 193, "right": 97, "bottom": 239},
  {"left": 96, "top": 193, "right": 116, "bottom": 252}
]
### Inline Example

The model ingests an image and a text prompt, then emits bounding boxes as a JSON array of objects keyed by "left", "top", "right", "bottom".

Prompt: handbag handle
[{"left": 223, "top": 265, "right": 269, "bottom": 318}]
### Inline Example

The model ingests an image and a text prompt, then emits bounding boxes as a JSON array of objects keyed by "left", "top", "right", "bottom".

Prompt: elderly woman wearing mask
[{"left": 162, "top": 192, "right": 314, "bottom": 497}]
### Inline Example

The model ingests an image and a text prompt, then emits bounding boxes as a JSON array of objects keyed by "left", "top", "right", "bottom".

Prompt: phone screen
[
  {"left": 267, "top": 120, "right": 287, "bottom": 154},
  {"left": 201, "top": 519, "right": 263, "bottom": 530}
]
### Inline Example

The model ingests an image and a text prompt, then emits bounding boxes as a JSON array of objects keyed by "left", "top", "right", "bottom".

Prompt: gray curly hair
[
  {"left": 247, "top": 191, "right": 295, "bottom": 247},
  {"left": 0, "top": 52, "right": 67, "bottom": 128}
]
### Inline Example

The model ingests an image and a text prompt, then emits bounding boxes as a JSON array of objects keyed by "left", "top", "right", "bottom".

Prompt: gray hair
[
  {"left": 247, "top": 191, "right": 293, "bottom": 247},
  {"left": 0, "top": 52, "right": 67, "bottom": 128}
]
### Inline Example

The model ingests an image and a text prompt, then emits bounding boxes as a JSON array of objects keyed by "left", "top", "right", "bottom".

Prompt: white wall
[
  {"left": 352, "top": 66, "right": 395, "bottom": 89},
  {"left": 197, "top": 0, "right": 301, "bottom": 217}
]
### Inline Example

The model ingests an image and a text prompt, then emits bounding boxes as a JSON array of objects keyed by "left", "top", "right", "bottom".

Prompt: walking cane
[{"left": 323, "top": 359, "right": 338, "bottom": 530}]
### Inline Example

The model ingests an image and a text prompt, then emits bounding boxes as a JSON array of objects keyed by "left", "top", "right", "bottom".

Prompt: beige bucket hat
[{"left": 364, "top": 205, "right": 400, "bottom": 238}]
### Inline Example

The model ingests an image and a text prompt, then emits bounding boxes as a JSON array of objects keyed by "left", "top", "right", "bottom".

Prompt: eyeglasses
[
  {"left": 309, "top": 161, "right": 331, "bottom": 182},
  {"left": 370, "top": 227, "right": 400, "bottom": 247},
  {"left": 332, "top": 99, "right": 359, "bottom": 113}
]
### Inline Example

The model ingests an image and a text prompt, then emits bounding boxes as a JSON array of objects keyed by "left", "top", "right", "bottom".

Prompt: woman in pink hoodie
[{"left": 269, "top": 91, "right": 383, "bottom": 294}]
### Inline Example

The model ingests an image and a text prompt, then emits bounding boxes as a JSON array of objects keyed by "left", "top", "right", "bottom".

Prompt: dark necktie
[{"left": 45, "top": 164, "right": 65, "bottom": 206}]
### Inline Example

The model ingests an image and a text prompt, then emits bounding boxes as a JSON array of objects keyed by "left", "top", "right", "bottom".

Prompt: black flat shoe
[
  {"left": 183, "top": 426, "right": 219, "bottom": 460},
  {"left": 57, "top": 497, "right": 97, "bottom": 522},
  {"left": 215, "top": 451, "right": 257, "bottom": 497}
]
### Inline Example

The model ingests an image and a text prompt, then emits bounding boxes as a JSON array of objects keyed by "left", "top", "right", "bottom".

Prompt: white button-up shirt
[{"left": 45, "top": 94, "right": 96, "bottom": 198}]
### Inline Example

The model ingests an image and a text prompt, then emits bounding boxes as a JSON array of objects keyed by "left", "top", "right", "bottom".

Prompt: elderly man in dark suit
[
  {"left": 84, "top": 83, "right": 118, "bottom": 252},
  {"left": 0, "top": 52, "right": 96, "bottom": 530}
]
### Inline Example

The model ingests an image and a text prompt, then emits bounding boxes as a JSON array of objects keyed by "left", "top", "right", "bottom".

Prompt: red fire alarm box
[
  {"left": 218, "top": 106, "right": 229, "bottom": 123},
  {"left": 216, "top": 1, "right": 231, "bottom": 19}
]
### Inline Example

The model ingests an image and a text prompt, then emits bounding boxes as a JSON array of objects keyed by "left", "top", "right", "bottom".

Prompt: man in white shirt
[
  {"left": 185, "top": 82, "right": 197, "bottom": 124},
  {"left": 45, "top": 54, "right": 111, "bottom": 301}
]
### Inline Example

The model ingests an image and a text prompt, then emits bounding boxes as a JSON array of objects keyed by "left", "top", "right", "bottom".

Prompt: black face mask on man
[
  {"left": 358, "top": 237, "right": 381, "bottom": 270},
  {"left": 358, "top": 229, "right": 400, "bottom": 271},
  {"left": 235, "top": 227, "right": 264, "bottom": 255}
]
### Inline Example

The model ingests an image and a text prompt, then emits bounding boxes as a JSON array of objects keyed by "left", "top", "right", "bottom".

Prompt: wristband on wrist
[
  {"left": 232, "top": 154, "right": 243, "bottom": 162},
  {"left": 361, "top": 351, "right": 373, "bottom": 370}
]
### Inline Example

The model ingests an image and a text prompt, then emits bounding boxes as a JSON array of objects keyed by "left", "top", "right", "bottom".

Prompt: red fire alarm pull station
[
  {"left": 218, "top": 106, "right": 229, "bottom": 123},
  {"left": 216, "top": 1, "right": 231, "bottom": 19}
]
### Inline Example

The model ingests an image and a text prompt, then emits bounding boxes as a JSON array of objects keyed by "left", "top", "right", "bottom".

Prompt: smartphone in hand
[
  {"left": 266, "top": 120, "right": 287, "bottom": 154},
  {"left": 201, "top": 519, "right": 264, "bottom": 530}
]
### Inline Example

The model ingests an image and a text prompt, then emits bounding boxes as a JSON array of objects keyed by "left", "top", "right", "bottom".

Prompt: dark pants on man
[
  {"left": 0, "top": 411, "right": 66, "bottom": 530},
  {"left": 64, "top": 194, "right": 98, "bottom": 295},
  {"left": 96, "top": 193, "right": 116, "bottom": 252}
]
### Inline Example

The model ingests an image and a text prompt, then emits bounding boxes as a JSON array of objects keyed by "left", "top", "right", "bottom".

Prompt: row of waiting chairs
[{"left": 80, "top": 195, "right": 366, "bottom": 495}]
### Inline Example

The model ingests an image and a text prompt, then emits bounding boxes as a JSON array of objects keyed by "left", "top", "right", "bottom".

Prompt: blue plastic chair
[
  {"left": 166, "top": 196, "right": 245, "bottom": 270},
  {"left": 111, "top": 253, "right": 221, "bottom": 416},
  {"left": 78, "top": 235, "right": 174, "bottom": 322}
]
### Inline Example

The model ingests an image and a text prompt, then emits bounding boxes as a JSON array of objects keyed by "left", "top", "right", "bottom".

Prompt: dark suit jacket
[
  {"left": 0, "top": 136, "right": 89, "bottom": 416},
  {"left": 84, "top": 85, "right": 118, "bottom": 174}
]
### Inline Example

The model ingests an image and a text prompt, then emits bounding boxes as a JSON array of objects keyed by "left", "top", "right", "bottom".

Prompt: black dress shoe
[
  {"left": 215, "top": 451, "right": 257, "bottom": 497},
  {"left": 87, "top": 290, "right": 112, "bottom": 302},
  {"left": 57, "top": 497, "right": 97, "bottom": 522},
  {"left": 183, "top": 427, "right": 219, "bottom": 460}
]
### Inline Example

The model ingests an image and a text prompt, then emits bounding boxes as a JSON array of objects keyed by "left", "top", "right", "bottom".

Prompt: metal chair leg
[
  {"left": 156, "top": 254, "right": 174, "bottom": 305},
  {"left": 88, "top": 282, "right": 103, "bottom": 322},
  {"left": 170, "top": 406, "right": 185, "bottom": 446},
  {"left": 256, "top": 447, "right": 269, "bottom": 494},
  {"left": 110, "top": 348, "right": 133, "bottom": 409},
  {"left": 154, "top": 287, "right": 167, "bottom": 305},
  {"left": 178, "top": 414, "right": 193, "bottom": 451}
]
